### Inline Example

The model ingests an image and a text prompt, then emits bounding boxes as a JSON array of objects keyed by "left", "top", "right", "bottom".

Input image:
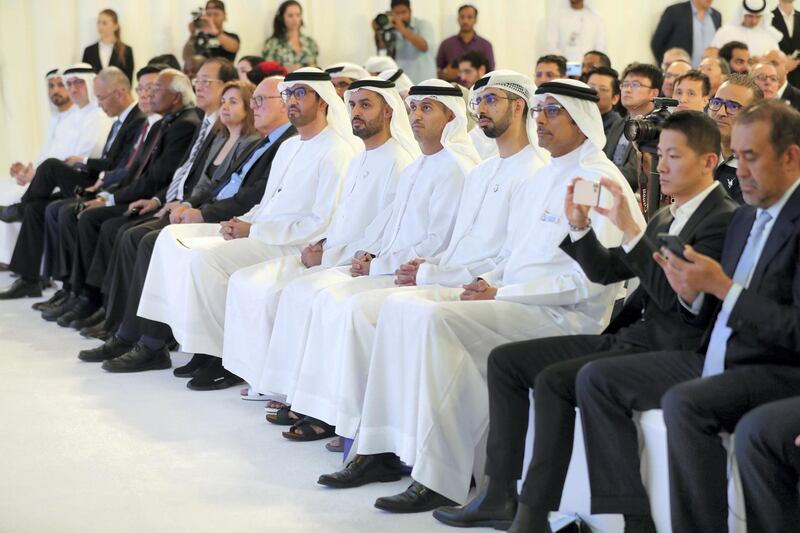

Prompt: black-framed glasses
[
  {"left": 531, "top": 103, "right": 565, "bottom": 119},
  {"left": 620, "top": 81, "right": 652, "bottom": 90},
  {"left": 708, "top": 97, "right": 743, "bottom": 114},
  {"left": 468, "top": 93, "right": 514, "bottom": 114},
  {"left": 250, "top": 95, "right": 283, "bottom": 108},
  {"left": 280, "top": 87, "right": 316, "bottom": 102}
]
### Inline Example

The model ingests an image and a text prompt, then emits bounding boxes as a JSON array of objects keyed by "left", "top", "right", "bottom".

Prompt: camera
[
  {"left": 623, "top": 97, "right": 678, "bottom": 146},
  {"left": 374, "top": 12, "right": 394, "bottom": 31},
  {"left": 192, "top": 7, "right": 205, "bottom": 28}
]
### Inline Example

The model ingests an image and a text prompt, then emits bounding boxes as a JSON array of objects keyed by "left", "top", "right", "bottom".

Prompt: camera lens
[{"left": 375, "top": 13, "right": 389, "bottom": 26}]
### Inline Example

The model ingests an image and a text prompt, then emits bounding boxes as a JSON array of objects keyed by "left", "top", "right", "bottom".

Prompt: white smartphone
[{"left": 573, "top": 178, "right": 614, "bottom": 209}]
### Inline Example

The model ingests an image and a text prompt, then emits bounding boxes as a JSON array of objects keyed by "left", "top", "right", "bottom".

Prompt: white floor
[{"left": 0, "top": 272, "right": 461, "bottom": 533}]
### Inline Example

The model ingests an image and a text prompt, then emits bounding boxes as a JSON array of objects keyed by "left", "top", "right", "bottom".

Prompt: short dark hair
[
  {"left": 735, "top": 99, "right": 800, "bottom": 156},
  {"left": 205, "top": 0, "right": 225, "bottom": 11},
  {"left": 148, "top": 54, "right": 181, "bottom": 70},
  {"left": 662, "top": 110, "right": 721, "bottom": 158},
  {"left": 621, "top": 62, "right": 664, "bottom": 91},
  {"left": 674, "top": 69, "right": 711, "bottom": 96},
  {"left": 458, "top": 4, "right": 477, "bottom": 16},
  {"left": 458, "top": 50, "right": 490, "bottom": 71},
  {"left": 587, "top": 66, "right": 621, "bottom": 97},
  {"left": 238, "top": 55, "right": 264, "bottom": 70},
  {"left": 537, "top": 55, "right": 567, "bottom": 76},
  {"left": 719, "top": 41, "right": 749, "bottom": 63},
  {"left": 391, "top": 0, "right": 411, "bottom": 8},
  {"left": 202, "top": 57, "right": 238, "bottom": 83},
  {"left": 584, "top": 50, "right": 611, "bottom": 68},
  {"left": 723, "top": 72, "right": 764, "bottom": 100},
  {"left": 137, "top": 64, "right": 168, "bottom": 79}
]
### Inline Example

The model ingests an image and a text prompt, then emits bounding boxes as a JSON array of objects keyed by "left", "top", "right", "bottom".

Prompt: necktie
[
  {"left": 213, "top": 136, "right": 271, "bottom": 200},
  {"left": 102, "top": 118, "right": 123, "bottom": 157},
  {"left": 702, "top": 210, "right": 773, "bottom": 376},
  {"left": 127, "top": 119, "right": 168, "bottom": 182},
  {"left": 125, "top": 121, "right": 150, "bottom": 169},
  {"left": 167, "top": 119, "right": 212, "bottom": 202}
]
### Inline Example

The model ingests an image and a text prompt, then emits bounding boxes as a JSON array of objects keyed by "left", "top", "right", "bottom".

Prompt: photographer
[
  {"left": 373, "top": 0, "right": 436, "bottom": 83},
  {"left": 183, "top": 0, "right": 240, "bottom": 64}
]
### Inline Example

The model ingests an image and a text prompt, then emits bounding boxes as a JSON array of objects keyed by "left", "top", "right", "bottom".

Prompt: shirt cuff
[
  {"left": 679, "top": 292, "right": 705, "bottom": 315},
  {"left": 569, "top": 227, "right": 591, "bottom": 242},
  {"left": 97, "top": 191, "right": 115, "bottom": 206},
  {"left": 721, "top": 283, "right": 744, "bottom": 315},
  {"left": 150, "top": 197, "right": 162, "bottom": 207},
  {"left": 622, "top": 229, "right": 646, "bottom": 253}
]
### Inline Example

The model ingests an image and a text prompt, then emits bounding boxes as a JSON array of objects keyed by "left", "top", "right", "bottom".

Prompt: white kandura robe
[
  {"left": 356, "top": 144, "right": 644, "bottom": 504},
  {"left": 254, "top": 148, "right": 469, "bottom": 400},
  {"left": 221, "top": 137, "right": 415, "bottom": 383},
  {"left": 286, "top": 145, "right": 546, "bottom": 438},
  {"left": 710, "top": 24, "right": 780, "bottom": 57},
  {"left": 469, "top": 127, "right": 499, "bottom": 161},
  {"left": 136, "top": 127, "right": 355, "bottom": 356}
]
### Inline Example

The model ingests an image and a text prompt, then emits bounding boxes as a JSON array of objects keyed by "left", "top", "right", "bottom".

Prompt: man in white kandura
[
  {"left": 282, "top": 71, "right": 549, "bottom": 455},
  {"left": 136, "top": 68, "right": 361, "bottom": 386},
  {"left": 321, "top": 79, "right": 644, "bottom": 514},
  {"left": 254, "top": 79, "right": 480, "bottom": 435},
  {"left": 222, "top": 77, "right": 419, "bottom": 397}
]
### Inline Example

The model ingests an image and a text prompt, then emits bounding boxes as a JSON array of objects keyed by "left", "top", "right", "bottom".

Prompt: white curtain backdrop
[{"left": 0, "top": 0, "right": 750, "bottom": 167}]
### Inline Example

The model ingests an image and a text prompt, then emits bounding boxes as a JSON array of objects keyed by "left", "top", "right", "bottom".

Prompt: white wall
[{"left": 0, "top": 0, "right": 749, "bottom": 167}]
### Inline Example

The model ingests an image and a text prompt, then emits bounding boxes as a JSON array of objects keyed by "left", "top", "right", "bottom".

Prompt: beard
[
  {"left": 289, "top": 105, "right": 318, "bottom": 128},
  {"left": 50, "top": 94, "right": 70, "bottom": 107},
  {"left": 352, "top": 115, "right": 384, "bottom": 139},
  {"left": 480, "top": 105, "right": 513, "bottom": 139}
]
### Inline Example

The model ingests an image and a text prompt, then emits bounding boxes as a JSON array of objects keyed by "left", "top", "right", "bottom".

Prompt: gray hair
[
  {"left": 664, "top": 47, "right": 692, "bottom": 63},
  {"left": 96, "top": 67, "right": 131, "bottom": 92},
  {"left": 160, "top": 68, "right": 196, "bottom": 107}
]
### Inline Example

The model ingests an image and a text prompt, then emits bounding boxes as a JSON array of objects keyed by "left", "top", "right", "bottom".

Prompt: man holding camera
[
  {"left": 183, "top": 0, "right": 240, "bottom": 64},
  {"left": 373, "top": 0, "right": 436, "bottom": 83}
]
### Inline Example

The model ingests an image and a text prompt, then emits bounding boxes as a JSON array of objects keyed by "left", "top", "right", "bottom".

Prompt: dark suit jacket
[
  {"left": 651, "top": 1, "right": 722, "bottom": 65},
  {"left": 561, "top": 185, "right": 738, "bottom": 352},
  {"left": 152, "top": 125, "right": 219, "bottom": 205},
  {"left": 112, "top": 107, "right": 201, "bottom": 205},
  {"left": 715, "top": 161, "right": 743, "bottom": 205},
  {"left": 772, "top": 7, "right": 800, "bottom": 87},
  {"left": 603, "top": 119, "right": 640, "bottom": 192},
  {"left": 86, "top": 104, "right": 145, "bottom": 179},
  {"left": 692, "top": 185, "right": 800, "bottom": 368},
  {"left": 196, "top": 124, "right": 297, "bottom": 223},
  {"left": 82, "top": 42, "right": 135, "bottom": 82},
  {"left": 780, "top": 83, "right": 800, "bottom": 112}
]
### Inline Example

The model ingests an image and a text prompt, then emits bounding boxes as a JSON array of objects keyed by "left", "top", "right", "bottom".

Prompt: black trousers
[
  {"left": 576, "top": 351, "right": 800, "bottom": 532},
  {"left": 9, "top": 199, "right": 51, "bottom": 281},
  {"left": 70, "top": 205, "right": 128, "bottom": 294},
  {"left": 20, "top": 158, "right": 92, "bottom": 204},
  {"left": 43, "top": 198, "right": 77, "bottom": 280},
  {"left": 735, "top": 396, "right": 800, "bottom": 533},
  {"left": 485, "top": 334, "right": 643, "bottom": 511},
  {"left": 105, "top": 216, "right": 169, "bottom": 328},
  {"left": 54, "top": 201, "right": 82, "bottom": 283}
]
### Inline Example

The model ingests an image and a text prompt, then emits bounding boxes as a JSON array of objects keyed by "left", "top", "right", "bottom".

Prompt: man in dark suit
[
  {"left": 0, "top": 67, "right": 144, "bottom": 299},
  {"left": 432, "top": 112, "right": 738, "bottom": 532},
  {"left": 576, "top": 100, "right": 800, "bottom": 533},
  {"left": 651, "top": 1, "right": 722, "bottom": 67},
  {"left": 78, "top": 76, "right": 296, "bottom": 376},
  {"left": 42, "top": 69, "right": 200, "bottom": 325},
  {"left": 773, "top": 0, "right": 800, "bottom": 87}
]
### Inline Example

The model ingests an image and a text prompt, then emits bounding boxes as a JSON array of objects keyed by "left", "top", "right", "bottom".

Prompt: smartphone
[
  {"left": 566, "top": 62, "right": 582, "bottom": 78},
  {"left": 573, "top": 178, "right": 602, "bottom": 207},
  {"left": 657, "top": 233, "right": 687, "bottom": 260}
]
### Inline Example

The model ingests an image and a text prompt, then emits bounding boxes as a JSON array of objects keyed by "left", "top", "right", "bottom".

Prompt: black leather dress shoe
[
  {"left": 69, "top": 307, "right": 105, "bottom": 330},
  {"left": 318, "top": 454, "right": 406, "bottom": 489},
  {"left": 56, "top": 297, "right": 98, "bottom": 327},
  {"left": 78, "top": 336, "right": 135, "bottom": 362},
  {"left": 173, "top": 353, "right": 213, "bottom": 378},
  {"left": 0, "top": 204, "right": 22, "bottom": 223},
  {"left": 374, "top": 481, "right": 457, "bottom": 514},
  {"left": 80, "top": 321, "right": 112, "bottom": 341},
  {"left": 507, "top": 502, "right": 553, "bottom": 533},
  {"left": 102, "top": 343, "right": 171, "bottom": 373},
  {"left": 433, "top": 488, "right": 517, "bottom": 529},
  {"left": 0, "top": 278, "right": 42, "bottom": 300},
  {"left": 41, "top": 294, "right": 78, "bottom": 321},
  {"left": 32, "top": 288, "right": 68, "bottom": 311}
]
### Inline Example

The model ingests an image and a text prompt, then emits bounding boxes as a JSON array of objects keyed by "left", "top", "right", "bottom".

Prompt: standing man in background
[
  {"left": 652, "top": 1, "right": 722, "bottom": 67},
  {"left": 436, "top": 5, "right": 495, "bottom": 82},
  {"left": 546, "top": 0, "right": 607, "bottom": 63},
  {"left": 373, "top": 0, "right": 436, "bottom": 83},
  {"left": 772, "top": 0, "right": 800, "bottom": 87},
  {"left": 183, "top": 0, "right": 240, "bottom": 64}
]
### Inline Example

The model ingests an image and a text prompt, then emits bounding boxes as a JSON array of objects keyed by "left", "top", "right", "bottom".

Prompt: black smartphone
[
  {"left": 123, "top": 206, "right": 141, "bottom": 218},
  {"left": 657, "top": 233, "right": 687, "bottom": 260}
]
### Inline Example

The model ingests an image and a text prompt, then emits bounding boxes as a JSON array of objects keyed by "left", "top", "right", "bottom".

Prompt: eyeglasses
[
  {"left": 708, "top": 97, "right": 743, "bottom": 114},
  {"left": 95, "top": 90, "right": 116, "bottom": 102},
  {"left": 250, "top": 95, "right": 283, "bottom": 107},
  {"left": 192, "top": 78, "right": 223, "bottom": 88},
  {"left": 531, "top": 103, "right": 565, "bottom": 119},
  {"left": 754, "top": 74, "right": 779, "bottom": 83},
  {"left": 588, "top": 85, "right": 611, "bottom": 94},
  {"left": 468, "top": 93, "right": 515, "bottom": 114},
  {"left": 620, "top": 81, "right": 652, "bottom": 90},
  {"left": 65, "top": 79, "right": 86, "bottom": 88},
  {"left": 135, "top": 84, "right": 155, "bottom": 95},
  {"left": 280, "top": 87, "right": 316, "bottom": 102}
]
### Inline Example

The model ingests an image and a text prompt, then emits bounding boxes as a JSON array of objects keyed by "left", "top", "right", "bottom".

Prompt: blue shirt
[
  {"left": 215, "top": 123, "right": 291, "bottom": 201},
  {"left": 392, "top": 16, "right": 436, "bottom": 83},
  {"left": 691, "top": 3, "right": 717, "bottom": 67}
]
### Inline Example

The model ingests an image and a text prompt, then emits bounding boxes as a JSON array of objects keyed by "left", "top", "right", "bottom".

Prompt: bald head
[{"left": 761, "top": 49, "right": 788, "bottom": 86}]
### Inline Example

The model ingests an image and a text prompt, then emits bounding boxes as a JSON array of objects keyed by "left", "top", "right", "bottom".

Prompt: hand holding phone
[
  {"left": 657, "top": 233, "right": 687, "bottom": 261},
  {"left": 573, "top": 179, "right": 602, "bottom": 207}
]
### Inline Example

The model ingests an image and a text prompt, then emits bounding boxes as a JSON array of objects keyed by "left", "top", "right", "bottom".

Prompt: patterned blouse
[{"left": 261, "top": 33, "right": 319, "bottom": 69}]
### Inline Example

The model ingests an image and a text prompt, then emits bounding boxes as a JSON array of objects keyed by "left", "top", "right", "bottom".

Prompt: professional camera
[
  {"left": 192, "top": 7, "right": 205, "bottom": 28},
  {"left": 374, "top": 12, "right": 394, "bottom": 31},
  {"left": 623, "top": 97, "right": 678, "bottom": 146}
]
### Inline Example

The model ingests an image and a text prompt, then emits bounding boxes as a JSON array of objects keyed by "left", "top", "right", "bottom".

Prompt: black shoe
[
  {"left": 80, "top": 321, "right": 112, "bottom": 341},
  {"left": 56, "top": 297, "right": 98, "bottom": 328},
  {"left": 318, "top": 453, "right": 406, "bottom": 489},
  {"left": 102, "top": 343, "right": 171, "bottom": 373},
  {"left": 173, "top": 353, "right": 212, "bottom": 378},
  {"left": 374, "top": 481, "right": 457, "bottom": 514},
  {"left": 507, "top": 503, "right": 553, "bottom": 533},
  {"left": 78, "top": 336, "right": 135, "bottom": 362},
  {"left": 32, "top": 288, "right": 68, "bottom": 311},
  {"left": 0, "top": 278, "right": 42, "bottom": 300},
  {"left": 186, "top": 358, "right": 244, "bottom": 390},
  {"left": 69, "top": 307, "right": 105, "bottom": 330},
  {"left": 41, "top": 294, "right": 78, "bottom": 321},
  {"left": 433, "top": 485, "right": 517, "bottom": 529},
  {"left": 0, "top": 204, "right": 22, "bottom": 223}
]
